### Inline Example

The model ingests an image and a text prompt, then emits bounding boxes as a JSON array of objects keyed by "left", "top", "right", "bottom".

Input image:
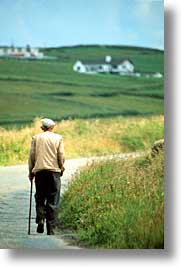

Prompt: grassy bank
[
  {"left": 0, "top": 116, "right": 163, "bottom": 166},
  {"left": 59, "top": 151, "right": 164, "bottom": 249}
]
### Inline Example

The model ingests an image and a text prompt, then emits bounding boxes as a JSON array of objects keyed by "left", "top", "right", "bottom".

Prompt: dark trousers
[{"left": 35, "top": 171, "right": 61, "bottom": 228}]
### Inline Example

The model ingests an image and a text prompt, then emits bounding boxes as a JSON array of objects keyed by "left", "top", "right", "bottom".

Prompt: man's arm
[
  {"left": 57, "top": 138, "right": 65, "bottom": 175},
  {"left": 28, "top": 137, "right": 36, "bottom": 180}
]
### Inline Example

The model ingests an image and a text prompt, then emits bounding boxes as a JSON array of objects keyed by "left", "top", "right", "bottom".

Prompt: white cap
[{"left": 41, "top": 118, "right": 55, "bottom": 129}]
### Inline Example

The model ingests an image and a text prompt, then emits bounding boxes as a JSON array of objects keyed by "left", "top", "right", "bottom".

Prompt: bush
[{"left": 121, "top": 117, "right": 164, "bottom": 151}]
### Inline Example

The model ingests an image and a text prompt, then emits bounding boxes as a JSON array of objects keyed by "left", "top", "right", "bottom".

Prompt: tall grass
[
  {"left": 59, "top": 151, "right": 164, "bottom": 249},
  {"left": 0, "top": 116, "right": 163, "bottom": 166}
]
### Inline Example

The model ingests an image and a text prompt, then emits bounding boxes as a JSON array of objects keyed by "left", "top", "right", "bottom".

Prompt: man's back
[{"left": 29, "top": 131, "right": 64, "bottom": 174}]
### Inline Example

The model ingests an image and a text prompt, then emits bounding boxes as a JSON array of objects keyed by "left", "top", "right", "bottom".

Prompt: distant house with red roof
[{"left": 0, "top": 45, "right": 44, "bottom": 59}]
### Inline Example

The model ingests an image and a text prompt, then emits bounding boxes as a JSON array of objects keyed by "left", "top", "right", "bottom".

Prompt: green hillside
[
  {"left": 0, "top": 45, "right": 164, "bottom": 128},
  {"left": 44, "top": 45, "right": 163, "bottom": 73}
]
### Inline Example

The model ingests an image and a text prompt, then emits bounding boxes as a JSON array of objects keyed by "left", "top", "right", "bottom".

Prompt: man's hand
[
  {"left": 28, "top": 173, "right": 34, "bottom": 182},
  {"left": 60, "top": 166, "right": 65, "bottom": 177}
]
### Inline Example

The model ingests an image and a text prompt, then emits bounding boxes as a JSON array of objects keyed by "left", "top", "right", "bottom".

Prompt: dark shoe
[
  {"left": 46, "top": 223, "right": 55, "bottom": 235},
  {"left": 37, "top": 221, "right": 44, "bottom": 234},
  {"left": 47, "top": 229, "right": 55, "bottom": 235}
]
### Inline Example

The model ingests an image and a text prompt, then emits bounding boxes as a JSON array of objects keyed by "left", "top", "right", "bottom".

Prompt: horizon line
[{"left": 0, "top": 43, "right": 164, "bottom": 52}]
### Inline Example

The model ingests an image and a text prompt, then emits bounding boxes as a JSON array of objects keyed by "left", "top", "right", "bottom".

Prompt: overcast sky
[{"left": 0, "top": 0, "right": 164, "bottom": 49}]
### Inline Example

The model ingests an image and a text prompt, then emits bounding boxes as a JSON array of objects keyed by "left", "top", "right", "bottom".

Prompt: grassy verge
[
  {"left": 59, "top": 151, "right": 164, "bottom": 249},
  {"left": 0, "top": 116, "right": 163, "bottom": 166}
]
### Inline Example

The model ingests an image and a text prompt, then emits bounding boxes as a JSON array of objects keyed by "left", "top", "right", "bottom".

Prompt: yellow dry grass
[{"left": 0, "top": 116, "right": 164, "bottom": 166}]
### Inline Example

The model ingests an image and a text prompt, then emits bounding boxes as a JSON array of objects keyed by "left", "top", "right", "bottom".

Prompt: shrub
[{"left": 121, "top": 117, "right": 164, "bottom": 151}]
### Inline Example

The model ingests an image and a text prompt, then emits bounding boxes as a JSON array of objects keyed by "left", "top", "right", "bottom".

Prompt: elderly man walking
[{"left": 28, "top": 118, "right": 65, "bottom": 235}]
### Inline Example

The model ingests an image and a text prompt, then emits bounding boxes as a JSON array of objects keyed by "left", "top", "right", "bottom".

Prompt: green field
[{"left": 0, "top": 45, "right": 164, "bottom": 128}]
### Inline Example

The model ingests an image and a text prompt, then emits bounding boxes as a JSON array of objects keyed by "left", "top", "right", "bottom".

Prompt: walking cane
[{"left": 28, "top": 179, "right": 33, "bottom": 235}]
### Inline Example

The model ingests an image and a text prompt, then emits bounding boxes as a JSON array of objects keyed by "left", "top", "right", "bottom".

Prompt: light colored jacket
[{"left": 28, "top": 131, "right": 65, "bottom": 174}]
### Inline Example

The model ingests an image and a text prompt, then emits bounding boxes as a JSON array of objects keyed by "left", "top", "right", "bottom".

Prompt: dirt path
[{"left": 0, "top": 152, "right": 144, "bottom": 249}]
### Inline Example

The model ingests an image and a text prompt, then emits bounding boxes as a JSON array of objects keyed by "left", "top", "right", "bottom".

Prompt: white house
[{"left": 73, "top": 56, "right": 135, "bottom": 74}]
